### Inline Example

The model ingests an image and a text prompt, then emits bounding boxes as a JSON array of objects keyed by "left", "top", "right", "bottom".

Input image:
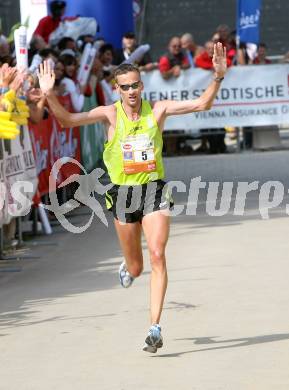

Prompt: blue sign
[
  {"left": 53, "top": 0, "right": 134, "bottom": 48},
  {"left": 237, "top": 0, "right": 262, "bottom": 44}
]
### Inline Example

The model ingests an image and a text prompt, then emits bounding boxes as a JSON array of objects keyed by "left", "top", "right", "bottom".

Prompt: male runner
[{"left": 37, "top": 42, "right": 227, "bottom": 353}]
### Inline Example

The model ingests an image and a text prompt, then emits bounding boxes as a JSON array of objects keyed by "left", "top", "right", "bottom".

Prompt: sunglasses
[{"left": 118, "top": 81, "right": 141, "bottom": 91}]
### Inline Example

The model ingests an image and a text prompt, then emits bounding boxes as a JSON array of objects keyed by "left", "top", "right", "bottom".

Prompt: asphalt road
[{"left": 1, "top": 187, "right": 289, "bottom": 390}]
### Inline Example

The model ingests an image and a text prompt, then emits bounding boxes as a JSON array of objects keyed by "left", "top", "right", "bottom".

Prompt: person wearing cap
[
  {"left": 113, "top": 32, "right": 157, "bottom": 72},
  {"left": 33, "top": 1, "right": 67, "bottom": 44}
]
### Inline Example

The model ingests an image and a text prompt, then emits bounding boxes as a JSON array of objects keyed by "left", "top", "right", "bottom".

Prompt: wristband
[
  {"left": 0, "top": 87, "right": 9, "bottom": 94},
  {"left": 214, "top": 76, "right": 224, "bottom": 82}
]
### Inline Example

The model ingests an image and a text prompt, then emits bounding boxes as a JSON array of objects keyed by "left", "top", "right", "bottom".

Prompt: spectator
[
  {"left": 53, "top": 60, "right": 66, "bottom": 96},
  {"left": 99, "top": 44, "right": 115, "bottom": 71},
  {"left": 226, "top": 30, "right": 237, "bottom": 65},
  {"left": 195, "top": 41, "right": 215, "bottom": 69},
  {"left": 58, "top": 37, "right": 77, "bottom": 55},
  {"left": 236, "top": 42, "right": 251, "bottom": 65},
  {"left": 29, "top": 47, "right": 59, "bottom": 73},
  {"left": 159, "top": 36, "right": 190, "bottom": 79},
  {"left": 91, "top": 57, "right": 106, "bottom": 106},
  {"left": 195, "top": 40, "right": 232, "bottom": 69},
  {"left": 113, "top": 32, "right": 136, "bottom": 64},
  {"left": 215, "top": 24, "right": 230, "bottom": 47},
  {"left": 39, "top": 48, "right": 58, "bottom": 65},
  {"left": 242, "top": 43, "right": 271, "bottom": 149},
  {"left": 0, "top": 55, "right": 14, "bottom": 66},
  {"left": 281, "top": 51, "right": 289, "bottom": 63},
  {"left": 59, "top": 54, "right": 85, "bottom": 112},
  {"left": 94, "top": 37, "right": 106, "bottom": 50},
  {"left": 33, "top": 0, "right": 66, "bottom": 44},
  {"left": 29, "top": 35, "right": 47, "bottom": 64},
  {"left": 253, "top": 43, "right": 271, "bottom": 64},
  {"left": 77, "top": 34, "right": 95, "bottom": 52},
  {"left": 212, "top": 29, "right": 236, "bottom": 66},
  {"left": 180, "top": 33, "right": 204, "bottom": 66},
  {"left": 113, "top": 32, "right": 156, "bottom": 71},
  {"left": 98, "top": 44, "right": 118, "bottom": 105},
  {"left": 0, "top": 35, "right": 10, "bottom": 58}
]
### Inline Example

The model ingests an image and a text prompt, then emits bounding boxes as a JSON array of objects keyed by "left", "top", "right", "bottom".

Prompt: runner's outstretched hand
[
  {"left": 37, "top": 60, "right": 55, "bottom": 95},
  {"left": 212, "top": 42, "right": 227, "bottom": 78}
]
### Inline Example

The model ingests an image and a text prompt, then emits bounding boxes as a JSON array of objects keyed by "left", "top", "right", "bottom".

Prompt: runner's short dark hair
[{"left": 114, "top": 64, "right": 140, "bottom": 82}]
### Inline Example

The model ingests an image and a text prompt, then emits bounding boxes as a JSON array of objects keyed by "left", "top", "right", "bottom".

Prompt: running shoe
[
  {"left": 119, "top": 261, "right": 134, "bottom": 288},
  {"left": 142, "top": 324, "right": 163, "bottom": 353}
]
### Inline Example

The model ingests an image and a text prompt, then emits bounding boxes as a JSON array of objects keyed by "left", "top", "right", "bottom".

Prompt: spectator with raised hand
[
  {"left": 159, "top": 36, "right": 190, "bottom": 79},
  {"left": 34, "top": 0, "right": 66, "bottom": 44},
  {"left": 0, "top": 63, "right": 17, "bottom": 94},
  {"left": 181, "top": 33, "right": 204, "bottom": 67},
  {"left": 253, "top": 43, "right": 271, "bottom": 65}
]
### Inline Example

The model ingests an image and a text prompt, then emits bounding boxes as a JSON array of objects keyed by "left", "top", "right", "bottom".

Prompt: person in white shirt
[{"left": 59, "top": 54, "right": 85, "bottom": 112}]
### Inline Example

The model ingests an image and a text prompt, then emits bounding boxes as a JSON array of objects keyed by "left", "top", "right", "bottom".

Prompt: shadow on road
[{"left": 154, "top": 333, "right": 289, "bottom": 358}]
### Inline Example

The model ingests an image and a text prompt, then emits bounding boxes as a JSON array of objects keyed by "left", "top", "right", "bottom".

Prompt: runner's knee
[
  {"left": 149, "top": 247, "right": 166, "bottom": 269},
  {"left": 127, "top": 261, "right": 143, "bottom": 277}
]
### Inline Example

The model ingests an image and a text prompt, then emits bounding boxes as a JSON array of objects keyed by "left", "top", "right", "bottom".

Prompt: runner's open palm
[
  {"left": 212, "top": 42, "right": 227, "bottom": 78},
  {"left": 37, "top": 60, "right": 55, "bottom": 95}
]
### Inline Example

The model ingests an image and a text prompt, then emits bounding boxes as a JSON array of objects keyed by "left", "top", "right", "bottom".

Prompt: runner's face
[{"left": 116, "top": 71, "right": 143, "bottom": 108}]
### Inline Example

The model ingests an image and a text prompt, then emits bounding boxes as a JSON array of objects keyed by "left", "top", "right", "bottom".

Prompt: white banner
[
  {"left": 0, "top": 126, "right": 38, "bottom": 227},
  {"left": 20, "top": 0, "right": 48, "bottom": 43},
  {"left": 141, "top": 64, "right": 289, "bottom": 129}
]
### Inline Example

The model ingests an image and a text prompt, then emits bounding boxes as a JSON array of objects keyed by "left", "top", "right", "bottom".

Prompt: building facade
[{"left": 135, "top": 0, "right": 288, "bottom": 60}]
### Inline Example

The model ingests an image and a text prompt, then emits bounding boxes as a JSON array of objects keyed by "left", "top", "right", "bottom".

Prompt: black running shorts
[{"left": 105, "top": 180, "right": 174, "bottom": 223}]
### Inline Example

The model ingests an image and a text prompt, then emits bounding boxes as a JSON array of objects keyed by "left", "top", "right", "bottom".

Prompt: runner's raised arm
[
  {"left": 37, "top": 61, "right": 109, "bottom": 128},
  {"left": 154, "top": 42, "right": 227, "bottom": 116}
]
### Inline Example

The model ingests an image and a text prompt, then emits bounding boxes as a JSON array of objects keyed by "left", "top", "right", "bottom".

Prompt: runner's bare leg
[
  {"left": 114, "top": 219, "right": 143, "bottom": 277},
  {"left": 142, "top": 210, "right": 170, "bottom": 325}
]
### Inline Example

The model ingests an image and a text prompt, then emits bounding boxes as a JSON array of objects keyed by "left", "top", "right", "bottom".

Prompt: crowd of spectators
[{"left": 0, "top": 0, "right": 288, "bottom": 155}]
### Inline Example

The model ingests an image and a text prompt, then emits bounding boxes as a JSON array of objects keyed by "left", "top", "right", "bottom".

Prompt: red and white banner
[{"left": 29, "top": 94, "right": 82, "bottom": 197}]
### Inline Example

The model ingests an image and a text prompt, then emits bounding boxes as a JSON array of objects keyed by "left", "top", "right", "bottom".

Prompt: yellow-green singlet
[{"left": 103, "top": 100, "right": 165, "bottom": 185}]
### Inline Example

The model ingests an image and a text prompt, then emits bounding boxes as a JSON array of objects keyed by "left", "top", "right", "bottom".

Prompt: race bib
[{"left": 121, "top": 134, "right": 156, "bottom": 175}]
